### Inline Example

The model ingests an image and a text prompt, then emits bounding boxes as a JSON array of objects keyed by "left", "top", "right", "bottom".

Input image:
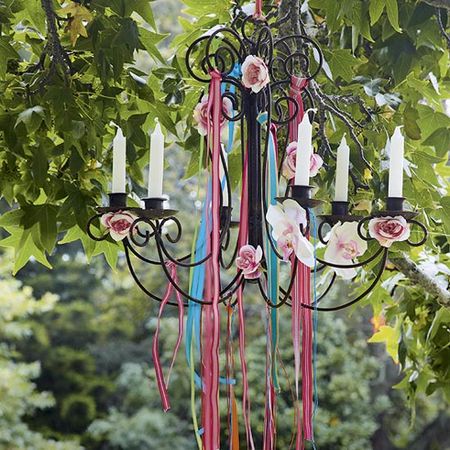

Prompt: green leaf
[
  {"left": 15, "top": 106, "right": 45, "bottom": 133},
  {"left": 423, "top": 128, "right": 450, "bottom": 157},
  {"left": 369, "top": 0, "right": 385, "bottom": 25},
  {"left": 439, "top": 197, "right": 450, "bottom": 239},
  {"left": 0, "top": 226, "right": 52, "bottom": 274},
  {"left": 0, "top": 36, "right": 19, "bottom": 78},
  {"left": 385, "top": 0, "right": 401, "bottom": 32},
  {"left": 38, "top": 204, "right": 58, "bottom": 253},
  {"left": 32, "top": 148, "right": 49, "bottom": 187},
  {"left": 132, "top": 0, "right": 157, "bottom": 29},
  {"left": 93, "top": 240, "right": 119, "bottom": 269},
  {"left": 427, "top": 307, "right": 450, "bottom": 342},
  {"left": 327, "top": 49, "right": 359, "bottom": 82},
  {"left": 139, "top": 28, "right": 167, "bottom": 64},
  {"left": 368, "top": 325, "right": 400, "bottom": 363},
  {"left": 403, "top": 104, "right": 421, "bottom": 140},
  {"left": 0, "top": 209, "right": 24, "bottom": 227}
]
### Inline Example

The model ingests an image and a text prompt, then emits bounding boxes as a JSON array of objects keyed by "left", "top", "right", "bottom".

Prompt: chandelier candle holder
[{"left": 87, "top": 2, "right": 427, "bottom": 449}]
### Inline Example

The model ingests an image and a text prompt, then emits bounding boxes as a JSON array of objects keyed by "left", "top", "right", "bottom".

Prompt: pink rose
[
  {"left": 101, "top": 210, "right": 138, "bottom": 241},
  {"left": 193, "top": 95, "right": 233, "bottom": 136},
  {"left": 236, "top": 244, "right": 263, "bottom": 279},
  {"left": 368, "top": 216, "right": 410, "bottom": 248},
  {"left": 282, "top": 141, "right": 323, "bottom": 180},
  {"left": 241, "top": 55, "right": 270, "bottom": 93}
]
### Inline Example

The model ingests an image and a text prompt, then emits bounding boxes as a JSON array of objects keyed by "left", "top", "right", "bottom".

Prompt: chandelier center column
[{"left": 245, "top": 89, "right": 263, "bottom": 250}]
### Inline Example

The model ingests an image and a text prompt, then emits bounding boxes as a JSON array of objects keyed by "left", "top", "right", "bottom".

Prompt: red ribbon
[
  {"left": 288, "top": 76, "right": 308, "bottom": 143},
  {"left": 152, "top": 261, "right": 184, "bottom": 412}
]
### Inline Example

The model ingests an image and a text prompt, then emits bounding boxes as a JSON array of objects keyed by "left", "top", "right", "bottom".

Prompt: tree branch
[
  {"left": 30, "top": 0, "right": 72, "bottom": 92},
  {"left": 390, "top": 253, "right": 450, "bottom": 307}
]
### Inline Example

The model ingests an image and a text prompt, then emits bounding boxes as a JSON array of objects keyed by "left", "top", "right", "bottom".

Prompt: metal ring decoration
[
  {"left": 406, "top": 219, "right": 428, "bottom": 247},
  {"left": 159, "top": 216, "right": 183, "bottom": 244},
  {"left": 357, "top": 216, "right": 374, "bottom": 242},
  {"left": 272, "top": 34, "right": 323, "bottom": 82},
  {"left": 128, "top": 217, "right": 158, "bottom": 248},
  {"left": 86, "top": 213, "right": 110, "bottom": 242}
]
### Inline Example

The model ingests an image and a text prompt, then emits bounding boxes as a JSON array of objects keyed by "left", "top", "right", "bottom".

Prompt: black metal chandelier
[
  {"left": 86, "top": 4, "right": 427, "bottom": 312},
  {"left": 86, "top": 2, "right": 428, "bottom": 449}
]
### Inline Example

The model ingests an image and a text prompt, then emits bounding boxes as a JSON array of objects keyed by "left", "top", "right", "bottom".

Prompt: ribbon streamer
[
  {"left": 201, "top": 69, "right": 223, "bottom": 450},
  {"left": 152, "top": 261, "right": 185, "bottom": 412},
  {"left": 287, "top": 75, "right": 315, "bottom": 448}
]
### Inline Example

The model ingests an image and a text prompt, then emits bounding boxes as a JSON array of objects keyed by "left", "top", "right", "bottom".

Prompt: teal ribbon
[{"left": 258, "top": 111, "right": 280, "bottom": 389}]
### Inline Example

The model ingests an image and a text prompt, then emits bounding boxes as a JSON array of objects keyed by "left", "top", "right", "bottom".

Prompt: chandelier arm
[
  {"left": 258, "top": 258, "right": 299, "bottom": 308},
  {"left": 220, "top": 230, "right": 240, "bottom": 270},
  {"left": 152, "top": 210, "right": 234, "bottom": 268},
  {"left": 128, "top": 217, "right": 212, "bottom": 267},
  {"left": 124, "top": 238, "right": 162, "bottom": 265},
  {"left": 315, "top": 273, "right": 337, "bottom": 303},
  {"left": 154, "top": 232, "right": 245, "bottom": 304},
  {"left": 316, "top": 246, "right": 384, "bottom": 269},
  {"left": 300, "top": 248, "right": 389, "bottom": 311},
  {"left": 124, "top": 244, "right": 188, "bottom": 307}
]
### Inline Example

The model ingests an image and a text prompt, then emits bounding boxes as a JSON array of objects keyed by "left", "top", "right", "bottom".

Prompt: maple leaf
[
  {"left": 57, "top": 2, "right": 93, "bottom": 46},
  {"left": 368, "top": 325, "right": 400, "bottom": 364}
]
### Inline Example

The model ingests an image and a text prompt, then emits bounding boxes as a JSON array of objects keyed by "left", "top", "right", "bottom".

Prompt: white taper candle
[
  {"left": 294, "top": 112, "right": 313, "bottom": 186},
  {"left": 112, "top": 127, "right": 126, "bottom": 193},
  {"left": 388, "top": 126, "right": 404, "bottom": 198},
  {"left": 148, "top": 122, "right": 165, "bottom": 198},
  {"left": 334, "top": 135, "right": 350, "bottom": 202}
]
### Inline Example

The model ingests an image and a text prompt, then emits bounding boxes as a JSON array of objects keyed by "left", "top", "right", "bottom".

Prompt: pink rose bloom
[
  {"left": 101, "top": 210, "right": 138, "bottom": 242},
  {"left": 241, "top": 55, "right": 270, "bottom": 93},
  {"left": 266, "top": 199, "right": 314, "bottom": 267},
  {"left": 324, "top": 221, "right": 368, "bottom": 279},
  {"left": 193, "top": 95, "right": 233, "bottom": 136},
  {"left": 368, "top": 216, "right": 410, "bottom": 248},
  {"left": 236, "top": 244, "right": 263, "bottom": 279},
  {"left": 282, "top": 141, "right": 323, "bottom": 180}
]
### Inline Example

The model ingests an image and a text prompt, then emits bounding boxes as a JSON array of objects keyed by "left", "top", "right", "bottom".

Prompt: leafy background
[{"left": 0, "top": 0, "right": 449, "bottom": 449}]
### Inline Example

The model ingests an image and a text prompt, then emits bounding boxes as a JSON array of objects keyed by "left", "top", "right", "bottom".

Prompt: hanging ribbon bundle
[
  {"left": 287, "top": 75, "right": 315, "bottom": 448},
  {"left": 199, "top": 69, "right": 225, "bottom": 450}
]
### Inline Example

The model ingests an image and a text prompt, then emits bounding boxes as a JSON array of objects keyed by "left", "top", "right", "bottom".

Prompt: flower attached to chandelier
[
  {"left": 324, "top": 221, "right": 368, "bottom": 279},
  {"left": 282, "top": 141, "right": 323, "bottom": 180},
  {"left": 266, "top": 199, "right": 315, "bottom": 267},
  {"left": 101, "top": 210, "right": 138, "bottom": 241},
  {"left": 193, "top": 95, "right": 233, "bottom": 136},
  {"left": 236, "top": 244, "right": 263, "bottom": 279},
  {"left": 368, "top": 216, "right": 410, "bottom": 247},
  {"left": 241, "top": 55, "right": 270, "bottom": 93}
]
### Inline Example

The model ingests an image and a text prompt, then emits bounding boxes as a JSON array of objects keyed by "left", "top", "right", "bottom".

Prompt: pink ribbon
[
  {"left": 201, "top": 69, "right": 223, "bottom": 450},
  {"left": 255, "top": 0, "right": 263, "bottom": 18},
  {"left": 288, "top": 74, "right": 314, "bottom": 447},
  {"left": 152, "top": 261, "right": 184, "bottom": 412},
  {"left": 236, "top": 150, "right": 256, "bottom": 450}
]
